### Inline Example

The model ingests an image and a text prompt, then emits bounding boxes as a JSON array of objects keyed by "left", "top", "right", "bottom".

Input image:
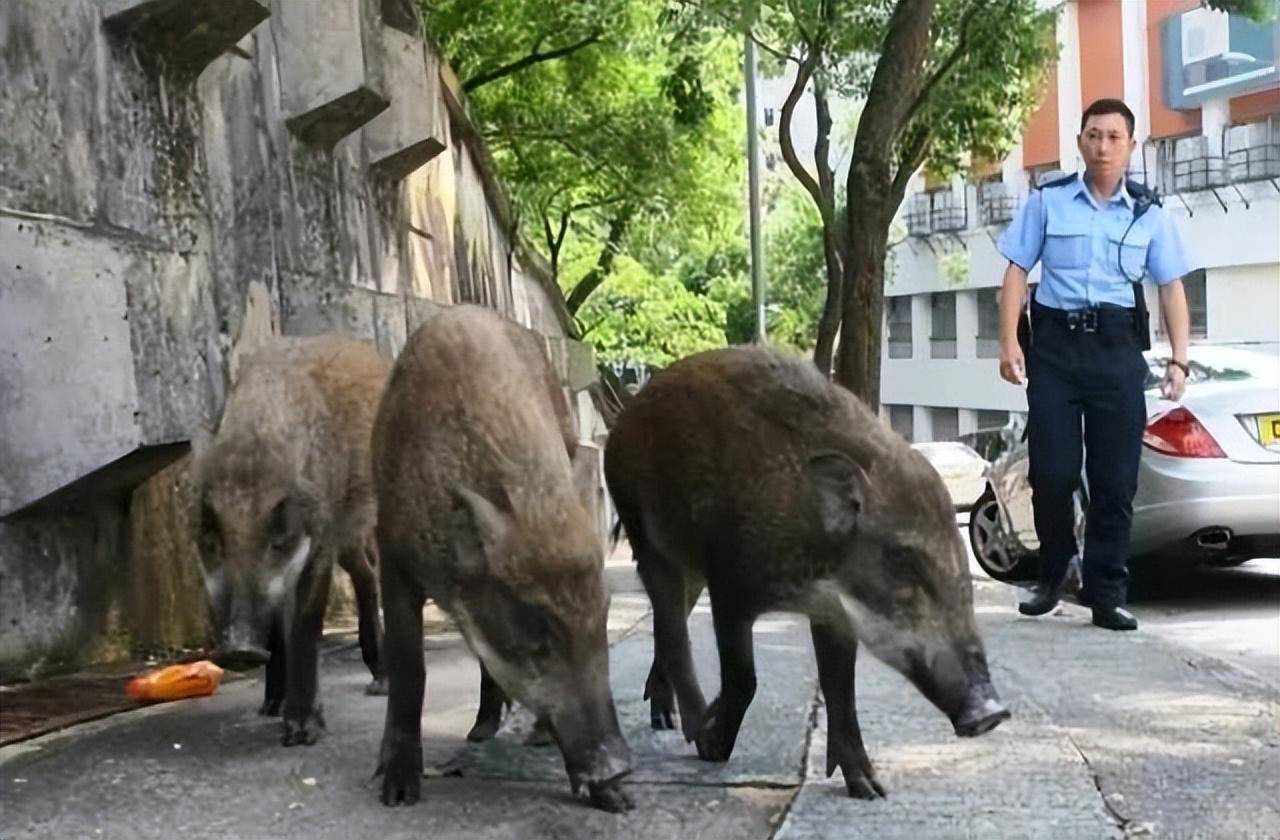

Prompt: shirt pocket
[
  {"left": 1108, "top": 225, "right": 1152, "bottom": 281},
  {"left": 1042, "top": 220, "right": 1091, "bottom": 270}
]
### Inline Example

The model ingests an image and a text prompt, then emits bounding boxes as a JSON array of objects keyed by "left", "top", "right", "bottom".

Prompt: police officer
[{"left": 995, "top": 98, "right": 1193, "bottom": 631}]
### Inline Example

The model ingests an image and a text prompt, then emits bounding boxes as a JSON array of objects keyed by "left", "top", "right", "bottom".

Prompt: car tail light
[{"left": 1143, "top": 406, "right": 1226, "bottom": 458}]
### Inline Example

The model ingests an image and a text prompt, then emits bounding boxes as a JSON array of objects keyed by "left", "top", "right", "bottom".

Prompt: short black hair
[{"left": 1080, "top": 98, "right": 1135, "bottom": 137}]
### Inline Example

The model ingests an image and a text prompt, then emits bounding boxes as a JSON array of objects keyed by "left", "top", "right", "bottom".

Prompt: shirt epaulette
[{"left": 1036, "top": 173, "right": 1079, "bottom": 191}]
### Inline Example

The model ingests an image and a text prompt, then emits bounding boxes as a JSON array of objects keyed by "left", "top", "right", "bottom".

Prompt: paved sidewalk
[{"left": 2, "top": 550, "right": 1276, "bottom": 839}]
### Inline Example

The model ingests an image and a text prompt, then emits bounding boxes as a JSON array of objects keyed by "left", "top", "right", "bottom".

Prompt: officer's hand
[
  {"left": 999, "top": 342, "right": 1026, "bottom": 386},
  {"left": 1161, "top": 363, "right": 1186, "bottom": 401}
]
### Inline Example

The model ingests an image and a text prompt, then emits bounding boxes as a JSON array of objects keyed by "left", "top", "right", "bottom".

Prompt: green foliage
[
  {"left": 1207, "top": 0, "right": 1279, "bottom": 22},
  {"left": 424, "top": 0, "right": 744, "bottom": 274},
  {"left": 574, "top": 255, "right": 728, "bottom": 366}
]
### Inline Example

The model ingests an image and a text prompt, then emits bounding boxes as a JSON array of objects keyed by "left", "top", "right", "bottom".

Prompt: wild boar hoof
[
  {"left": 378, "top": 763, "right": 421, "bottom": 807},
  {"left": 694, "top": 716, "right": 734, "bottom": 763},
  {"left": 524, "top": 719, "right": 555, "bottom": 747},
  {"left": 465, "top": 717, "right": 499, "bottom": 742},
  {"left": 377, "top": 733, "right": 423, "bottom": 807},
  {"left": 282, "top": 706, "right": 326, "bottom": 747},
  {"left": 587, "top": 779, "right": 634, "bottom": 813},
  {"left": 259, "top": 698, "right": 283, "bottom": 717},
  {"left": 643, "top": 671, "right": 676, "bottom": 731},
  {"left": 843, "top": 769, "right": 887, "bottom": 800},
  {"left": 364, "top": 676, "right": 389, "bottom": 696}
]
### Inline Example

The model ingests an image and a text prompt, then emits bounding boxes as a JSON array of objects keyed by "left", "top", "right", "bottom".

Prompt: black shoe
[
  {"left": 1018, "top": 586, "right": 1061, "bottom": 616},
  {"left": 1091, "top": 606, "right": 1138, "bottom": 631}
]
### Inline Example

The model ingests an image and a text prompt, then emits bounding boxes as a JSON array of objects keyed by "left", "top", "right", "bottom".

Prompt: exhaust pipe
[{"left": 1194, "top": 527, "right": 1232, "bottom": 552}]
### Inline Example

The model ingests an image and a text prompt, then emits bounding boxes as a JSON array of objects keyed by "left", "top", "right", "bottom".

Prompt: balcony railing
[
  {"left": 1226, "top": 116, "right": 1280, "bottom": 183},
  {"left": 906, "top": 193, "right": 932, "bottom": 237},
  {"left": 930, "top": 190, "right": 967, "bottom": 232},
  {"left": 977, "top": 181, "right": 1019, "bottom": 226},
  {"left": 906, "top": 189, "right": 969, "bottom": 236},
  {"left": 1133, "top": 116, "right": 1280, "bottom": 202}
]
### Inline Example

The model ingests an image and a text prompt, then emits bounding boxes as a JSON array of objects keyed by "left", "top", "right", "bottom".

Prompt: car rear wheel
[{"left": 968, "top": 488, "right": 1039, "bottom": 582}]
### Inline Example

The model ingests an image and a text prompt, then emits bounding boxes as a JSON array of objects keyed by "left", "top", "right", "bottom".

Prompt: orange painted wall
[
  {"left": 1077, "top": 0, "right": 1126, "bottom": 114},
  {"left": 1022, "top": 63, "right": 1060, "bottom": 168},
  {"left": 1231, "top": 88, "right": 1280, "bottom": 123},
  {"left": 1147, "top": 0, "right": 1202, "bottom": 138}
]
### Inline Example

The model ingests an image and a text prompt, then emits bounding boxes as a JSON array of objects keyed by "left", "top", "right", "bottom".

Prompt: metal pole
[{"left": 744, "top": 33, "right": 766, "bottom": 344}]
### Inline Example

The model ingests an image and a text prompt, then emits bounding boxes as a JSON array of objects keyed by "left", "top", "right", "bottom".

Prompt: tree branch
[
  {"left": 890, "top": 123, "right": 933, "bottom": 207},
  {"left": 899, "top": 0, "right": 987, "bottom": 132},
  {"left": 565, "top": 208, "right": 633, "bottom": 315},
  {"left": 463, "top": 31, "right": 603, "bottom": 92},
  {"left": 779, "top": 46, "right": 831, "bottom": 227}
]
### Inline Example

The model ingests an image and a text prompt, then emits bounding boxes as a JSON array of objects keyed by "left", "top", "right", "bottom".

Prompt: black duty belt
[{"left": 1031, "top": 301, "right": 1137, "bottom": 335}]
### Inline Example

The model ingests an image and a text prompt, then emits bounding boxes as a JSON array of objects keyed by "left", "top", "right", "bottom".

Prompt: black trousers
[{"left": 1026, "top": 304, "right": 1149, "bottom": 608}]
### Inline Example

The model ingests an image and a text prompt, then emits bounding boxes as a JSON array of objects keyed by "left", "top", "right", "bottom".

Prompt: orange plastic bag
[{"left": 127, "top": 660, "right": 224, "bottom": 702}]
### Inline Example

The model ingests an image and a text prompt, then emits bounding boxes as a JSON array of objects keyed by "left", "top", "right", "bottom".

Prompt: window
[
  {"left": 932, "top": 407, "right": 959, "bottom": 441},
  {"left": 977, "top": 409, "right": 1009, "bottom": 430},
  {"left": 888, "top": 405, "right": 914, "bottom": 442},
  {"left": 1156, "top": 269, "right": 1207, "bottom": 339},
  {"left": 930, "top": 292, "right": 957, "bottom": 359},
  {"left": 976, "top": 288, "right": 1000, "bottom": 358},
  {"left": 1186, "top": 269, "right": 1208, "bottom": 339},
  {"left": 887, "top": 296, "right": 913, "bottom": 359}
]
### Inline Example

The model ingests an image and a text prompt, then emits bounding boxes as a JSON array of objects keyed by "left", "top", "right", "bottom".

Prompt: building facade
[{"left": 883, "top": 0, "right": 1280, "bottom": 443}]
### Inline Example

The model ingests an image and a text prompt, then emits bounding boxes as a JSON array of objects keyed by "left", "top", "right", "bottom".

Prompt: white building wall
[
  {"left": 1056, "top": 1, "right": 1083, "bottom": 169},
  {"left": 1207, "top": 264, "right": 1280, "bottom": 342}
]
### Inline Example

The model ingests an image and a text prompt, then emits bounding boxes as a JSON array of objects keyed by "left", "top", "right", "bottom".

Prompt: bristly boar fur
[
  {"left": 192, "top": 336, "right": 389, "bottom": 747},
  {"left": 372, "top": 306, "right": 632, "bottom": 813}
]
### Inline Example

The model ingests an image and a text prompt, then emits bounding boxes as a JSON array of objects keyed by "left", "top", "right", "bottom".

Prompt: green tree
[
  {"left": 694, "top": 0, "right": 1056, "bottom": 407},
  {"left": 574, "top": 254, "right": 728, "bottom": 366},
  {"left": 423, "top": 0, "right": 745, "bottom": 322}
]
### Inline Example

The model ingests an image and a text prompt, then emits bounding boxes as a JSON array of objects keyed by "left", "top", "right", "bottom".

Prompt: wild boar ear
[
  {"left": 807, "top": 451, "right": 868, "bottom": 538},
  {"left": 449, "top": 487, "right": 513, "bottom": 578}
]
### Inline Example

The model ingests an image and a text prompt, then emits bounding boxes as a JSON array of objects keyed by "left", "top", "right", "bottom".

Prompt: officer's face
[{"left": 1077, "top": 113, "right": 1136, "bottom": 183}]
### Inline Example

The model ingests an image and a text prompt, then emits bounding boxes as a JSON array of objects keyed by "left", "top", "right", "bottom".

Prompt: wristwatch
[{"left": 1166, "top": 358, "right": 1190, "bottom": 377}]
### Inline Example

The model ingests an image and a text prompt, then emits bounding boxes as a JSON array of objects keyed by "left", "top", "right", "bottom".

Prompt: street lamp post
[{"left": 744, "top": 33, "right": 767, "bottom": 344}]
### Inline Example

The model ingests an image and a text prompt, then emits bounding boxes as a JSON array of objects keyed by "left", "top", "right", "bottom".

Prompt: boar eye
[{"left": 267, "top": 500, "right": 300, "bottom": 551}]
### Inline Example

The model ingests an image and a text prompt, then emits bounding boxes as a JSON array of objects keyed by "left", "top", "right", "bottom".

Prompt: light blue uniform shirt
[{"left": 996, "top": 174, "right": 1193, "bottom": 310}]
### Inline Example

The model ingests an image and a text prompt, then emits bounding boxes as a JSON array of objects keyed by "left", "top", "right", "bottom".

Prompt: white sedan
[{"left": 911, "top": 441, "right": 989, "bottom": 512}]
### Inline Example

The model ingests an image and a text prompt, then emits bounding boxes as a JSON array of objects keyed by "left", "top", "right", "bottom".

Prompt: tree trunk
[
  {"left": 834, "top": 0, "right": 935, "bottom": 407},
  {"left": 836, "top": 203, "right": 890, "bottom": 408},
  {"left": 811, "top": 72, "right": 843, "bottom": 377},
  {"left": 813, "top": 229, "right": 844, "bottom": 376},
  {"left": 565, "top": 208, "right": 631, "bottom": 316}
]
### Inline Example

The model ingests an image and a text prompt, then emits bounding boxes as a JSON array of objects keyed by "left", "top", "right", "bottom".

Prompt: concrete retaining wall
[{"left": 0, "top": 0, "right": 589, "bottom": 679}]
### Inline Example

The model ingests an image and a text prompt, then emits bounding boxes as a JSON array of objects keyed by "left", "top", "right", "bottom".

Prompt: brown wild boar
[
  {"left": 604, "top": 347, "right": 1009, "bottom": 798},
  {"left": 372, "top": 305, "right": 632, "bottom": 812},
  {"left": 192, "top": 336, "right": 388, "bottom": 746}
]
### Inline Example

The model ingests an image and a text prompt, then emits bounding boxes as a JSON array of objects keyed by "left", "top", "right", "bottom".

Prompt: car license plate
[{"left": 1257, "top": 413, "right": 1280, "bottom": 451}]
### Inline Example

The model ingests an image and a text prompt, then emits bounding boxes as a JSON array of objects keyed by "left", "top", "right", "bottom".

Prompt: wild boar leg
[
  {"left": 642, "top": 569, "right": 704, "bottom": 731},
  {"left": 377, "top": 554, "right": 426, "bottom": 806},
  {"left": 467, "top": 663, "right": 508, "bottom": 742},
  {"left": 694, "top": 591, "right": 757, "bottom": 762},
  {"left": 810, "top": 616, "right": 885, "bottom": 799},
  {"left": 636, "top": 555, "right": 706, "bottom": 742},
  {"left": 282, "top": 556, "right": 334, "bottom": 747},
  {"left": 259, "top": 618, "right": 286, "bottom": 717},
  {"left": 338, "top": 541, "right": 386, "bottom": 696}
]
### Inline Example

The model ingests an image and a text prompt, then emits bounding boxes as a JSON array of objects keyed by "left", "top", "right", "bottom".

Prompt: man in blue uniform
[{"left": 995, "top": 98, "right": 1194, "bottom": 631}]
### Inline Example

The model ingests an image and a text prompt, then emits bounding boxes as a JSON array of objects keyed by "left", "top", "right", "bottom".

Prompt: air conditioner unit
[{"left": 1180, "top": 8, "right": 1230, "bottom": 66}]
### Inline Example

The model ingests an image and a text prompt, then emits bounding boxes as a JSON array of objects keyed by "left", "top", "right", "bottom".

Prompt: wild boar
[
  {"left": 192, "top": 336, "right": 388, "bottom": 746},
  {"left": 604, "top": 347, "right": 1009, "bottom": 798},
  {"left": 372, "top": 305, "right": 631, "bottom": 812}
]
